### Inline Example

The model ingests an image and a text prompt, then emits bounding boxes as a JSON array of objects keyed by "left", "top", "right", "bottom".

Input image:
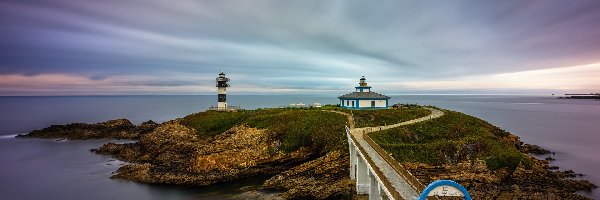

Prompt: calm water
[
  {"left": 0, "top": 95, "right": 599, "bottom": 199},
  {"left": 0, "top": 138, "right": 267, "bottom": 200}
]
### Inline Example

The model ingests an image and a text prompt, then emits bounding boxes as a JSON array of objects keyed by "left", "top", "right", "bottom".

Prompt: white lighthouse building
[
  {"left": 338, "top": 76, "right": 390, "bottom": 109},
  {"left": 216, "top": 70, "right": 230, "bottom": 110}
]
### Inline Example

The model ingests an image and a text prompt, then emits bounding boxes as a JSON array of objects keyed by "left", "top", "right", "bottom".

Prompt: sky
[{"left": 1, "top": 0, "right": 600, "bottom": 95}]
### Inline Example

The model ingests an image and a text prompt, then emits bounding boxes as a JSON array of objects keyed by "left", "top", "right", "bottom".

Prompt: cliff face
[
  {"left": 95, "top": 122, "right": 316, "bottom": 186},
  {"left": 95, "top": 120, "right": 355, "bottom": 199},
  {"left": 263, "top": 150, "right": 355, "bottom": 199}
]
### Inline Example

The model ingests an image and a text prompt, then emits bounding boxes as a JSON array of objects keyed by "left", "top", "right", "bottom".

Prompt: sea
[{"left": 0, "top": 95, "right": 599, "bottom": 199}]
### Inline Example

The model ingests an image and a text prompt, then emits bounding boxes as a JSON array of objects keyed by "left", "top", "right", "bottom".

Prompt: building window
[
  {"left": 371, "top": 101, "right": 375, "bottom": 107},
  {"left": 352, "top": 101, "right": 355, "bottom": 107},
  {"left": 346, "top": 100, "right": 349, "bottom": 106}
]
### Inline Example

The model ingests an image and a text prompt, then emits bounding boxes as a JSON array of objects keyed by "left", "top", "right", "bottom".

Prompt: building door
[{"left": 371, "top": 101, "right": 375, "bottom": 107}]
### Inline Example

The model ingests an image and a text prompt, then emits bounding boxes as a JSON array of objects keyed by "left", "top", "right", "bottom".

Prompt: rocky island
[
  {"left": 19, "top": 106, "right": 596, "bottom": 199},
  {"left": 18, "top": 119, "right": 159, "bottom": 140}
]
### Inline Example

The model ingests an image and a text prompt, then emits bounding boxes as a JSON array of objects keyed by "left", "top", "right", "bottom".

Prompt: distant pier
[{"left": 559, "top": 93, "right": 600, "bottom": 100}]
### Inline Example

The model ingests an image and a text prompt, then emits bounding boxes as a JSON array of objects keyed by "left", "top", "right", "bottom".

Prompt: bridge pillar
[
  {"left": 356, "top": 155, "right": 370, "bottom": 194},
  {"left": 349, "top": 140, "right": 357, "bottom": 180},
  {"left": 369, "top": 170, "right": 380, "bottom": 200}
]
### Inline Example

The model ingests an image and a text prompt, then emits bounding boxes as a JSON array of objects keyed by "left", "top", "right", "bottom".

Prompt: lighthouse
[
  {"left": 338, "top": 76, "right": 390, "bottom": 109},
  {"left": 216, "top": 70, "right": 230, "bottom": 110}
]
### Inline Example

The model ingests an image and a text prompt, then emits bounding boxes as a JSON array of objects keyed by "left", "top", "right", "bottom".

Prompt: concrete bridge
[{"left": 343, "top": 108, "right": 444, "bottom": 200}]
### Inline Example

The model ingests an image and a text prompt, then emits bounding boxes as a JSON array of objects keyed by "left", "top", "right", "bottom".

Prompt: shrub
[
  {"left": 180, "top": 111, "right": 248, "bottom": 137},
  {"left": 485, "top": 153, "right": 532, "bottom": 170}
]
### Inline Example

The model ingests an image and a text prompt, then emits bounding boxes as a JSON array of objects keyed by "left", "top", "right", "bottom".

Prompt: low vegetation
[
  {"left": 180, "top": 109, "right": 348, "bottom": 154},
  {"left": 369, "top": 110, "right": 532, "bottom": 170},
  {"left": 348, "top": 106, "right": 431, "bottom": 128}
]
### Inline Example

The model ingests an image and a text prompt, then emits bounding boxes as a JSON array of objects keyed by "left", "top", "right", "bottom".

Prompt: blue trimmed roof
[{"left": 338, "top": 91, "right": 390, "bottom": 99}]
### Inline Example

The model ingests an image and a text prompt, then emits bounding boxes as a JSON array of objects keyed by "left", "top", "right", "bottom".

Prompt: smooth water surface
[{"left": 0, "top": 137, "right": 268, "bottom": 200}]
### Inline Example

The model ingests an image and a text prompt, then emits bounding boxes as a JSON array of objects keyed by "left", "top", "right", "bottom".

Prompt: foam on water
[{"left": 0, "top": 134, "right": 18, "bottom": 139}]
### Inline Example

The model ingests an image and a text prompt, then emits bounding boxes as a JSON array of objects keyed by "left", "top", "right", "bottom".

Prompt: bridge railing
[
  {"left": 346, "top": 126, "right": 402, "bottom": 200},
  {"left": 363, "top": 132, "right": 426, "bottom": 193}
]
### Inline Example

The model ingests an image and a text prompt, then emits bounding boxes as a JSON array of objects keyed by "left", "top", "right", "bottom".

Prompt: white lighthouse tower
[{"left": 216, "top": 70, "right": 230, "bottom": 110}]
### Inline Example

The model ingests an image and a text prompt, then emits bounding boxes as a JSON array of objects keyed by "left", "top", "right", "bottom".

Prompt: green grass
[
  {"left": 370, "top": 110, "right": 532, "bottom": 170},
  {"left": 348, "top": 106, "right": 431, "bottom": 128},
  {"left": 180, "top": 109, "right": 348, "bottom": 154},
  {"left": 179, "top": 111, "right": 249, "bottom": 137}
]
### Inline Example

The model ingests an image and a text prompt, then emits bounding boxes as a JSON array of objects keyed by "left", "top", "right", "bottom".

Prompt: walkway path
[
  {"left": 333, "top": 108, "right": 444, "bottom": 199},
  {"left": 353, "top": 108, "right": 444, "bottom": 133}
]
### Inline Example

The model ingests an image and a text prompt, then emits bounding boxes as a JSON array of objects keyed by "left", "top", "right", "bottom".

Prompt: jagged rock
[
  {"left": 520, "top": 144, "right": 551, "bottom": 155},
  {"left": 140, "top": 120, "right": 158, "bottom": 126},
  {"left": 232, "top": 190, "right": 284, "bottom": 200},
  {"left": 99, "top": 123, "right": 315, "bottom": 188},
  {"left": 407, "top": 158, "right": 596, "bottom": 199},
  {"left": 94, "top": 120, "right": 353, "bottom": 199},
  {"left": 262, "top": 151, "right": 355, "bottom": 200},
  {"left": 18, "top": 118, "right": 159, "bottom": 140},
  {"left": 93, "top": 142, "right": 141, "bottom": 161}
]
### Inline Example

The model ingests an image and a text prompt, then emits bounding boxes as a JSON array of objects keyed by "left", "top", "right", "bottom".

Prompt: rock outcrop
[
  {"left": 20, "top": 115, "right": 351, "bottom": 199},
  {"left": 95, "top": 122, "right": 315, "bottom": 187},
  {"left": 406, "top": 158, "right": 596, "bottom": 199},
  {"left": 18, "top": 119, "right": 159, "bottom": 140},
  {"left": 519, "top": 143, "right": 552, "bottom": 155},
  {"left": 263, "top": 150, "right": 355, "bottom": 199}
]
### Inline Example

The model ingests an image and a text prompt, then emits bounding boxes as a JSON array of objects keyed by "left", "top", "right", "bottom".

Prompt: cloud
[
  {"left": 1, "top": 0, "right": 600, "bottom": 95},
  {"left": 0, "top": 73, "right": 214, "bottom": 95},
  {"left": 384, "top": 63, "right": 600, "bottom": 93},
  {"left": 3, "top": 62, "right": 599, "bottom": 96}
]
